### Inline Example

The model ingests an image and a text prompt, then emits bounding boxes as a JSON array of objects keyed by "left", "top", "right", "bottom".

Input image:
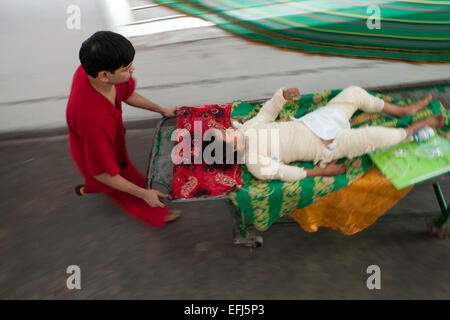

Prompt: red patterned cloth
[{"left": 170, "top": 104, "right": 244, "bottom": 199}]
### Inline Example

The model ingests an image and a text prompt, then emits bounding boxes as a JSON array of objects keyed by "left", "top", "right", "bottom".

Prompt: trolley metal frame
[{"left": 145, "top": 92, "right": 450, "bottom": 244}]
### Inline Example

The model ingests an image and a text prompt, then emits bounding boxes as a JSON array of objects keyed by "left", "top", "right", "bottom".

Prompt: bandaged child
[{"left": 205, "top": 86, "right": 444, "bottom": 182}]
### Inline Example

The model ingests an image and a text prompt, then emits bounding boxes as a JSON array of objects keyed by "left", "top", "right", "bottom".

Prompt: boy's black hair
[
  {"left": 79, "top": 31, "right": 135, "bottom": 77},
  {"left": 201, "top": 136, "right": 238, "bottom": 168}
]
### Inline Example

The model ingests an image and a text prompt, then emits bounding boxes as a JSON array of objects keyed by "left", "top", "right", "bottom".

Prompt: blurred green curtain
[{"left": 154, "top": 0, "right": 450, "bottom": 63}]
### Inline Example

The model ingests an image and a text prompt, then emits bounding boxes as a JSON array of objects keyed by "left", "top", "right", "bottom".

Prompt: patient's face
[{"left": 212, "top": 128, "right": 244, "bottom": 152}]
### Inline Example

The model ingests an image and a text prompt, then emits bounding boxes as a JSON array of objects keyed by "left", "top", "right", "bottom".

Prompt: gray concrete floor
[
  {"left": 1, "top": 0, "right": 449, "bottom": 300},
  {"left": 0, "top": 125, "right": 449, "bottom": 299}
]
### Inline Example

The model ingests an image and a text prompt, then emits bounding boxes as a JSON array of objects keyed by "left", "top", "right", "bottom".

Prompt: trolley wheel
[
  {"left": 233, "top": 226, "right": 263, "bottom": 248},
  {"left": 427, "top": 220, "right": 449, "bottom": 240},
  {"left": 255, "top": 236, "right": 263, "bottom": 247},
  {"left": 244, "top": 236, "right": 263, "bottom": 248}
]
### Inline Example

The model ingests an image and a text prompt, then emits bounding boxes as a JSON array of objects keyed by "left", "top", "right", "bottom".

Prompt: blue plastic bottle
[{"left": 413, "top": 126, "right": 435, "bottom": 143}]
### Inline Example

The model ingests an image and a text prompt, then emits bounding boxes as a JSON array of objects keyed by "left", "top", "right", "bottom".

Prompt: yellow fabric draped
[{"left": 288, "top": 166, "right": 413, "bottom": 235}]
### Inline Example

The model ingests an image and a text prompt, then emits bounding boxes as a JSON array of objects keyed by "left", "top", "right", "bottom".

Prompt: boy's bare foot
[
  {"left": 75, "top": 185, "right": 85, "bottom": 196},
  {"left": 404, "top": 94, "right": 432, "bottom": 116},
  {"left": 405, "top": 113, "right": 445, "bottom": 136},
  {"left": 425, "top": 113, "right": 445, "bottom": 129},
  {"left": 405, "top": 114, "right": 444, "bottom": 137},
  {"left": 165, "top": 209, "right": 181, "bottom": 223}
]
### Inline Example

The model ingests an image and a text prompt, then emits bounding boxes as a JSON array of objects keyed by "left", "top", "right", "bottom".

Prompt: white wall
[
  {"left": 0, "top": 0, "right": 449, "bottom": 134},
  {"left": 0, "top": 0, "right": 107, "bottom": 133}
]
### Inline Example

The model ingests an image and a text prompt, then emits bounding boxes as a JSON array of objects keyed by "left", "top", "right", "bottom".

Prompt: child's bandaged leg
[
  {"left": 327, "top": 86, "right": 385, "bottom": 119},
  {"left": 330, "top": 126, "right": 407, "bottom": 160}
]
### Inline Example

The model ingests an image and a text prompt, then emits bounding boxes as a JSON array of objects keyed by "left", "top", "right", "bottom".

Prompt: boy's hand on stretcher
[
  {"left": 283, "top": 88, "right": 301, "bottom": 101},
  {"left": 162, "top": 106, "right": 178, "bottom": 118},
  {"left": 93, "top": 173, "right": 170, "bottom": 208},
  {"left": 141, "top": 189, "right": 169, "bottom": 207}
]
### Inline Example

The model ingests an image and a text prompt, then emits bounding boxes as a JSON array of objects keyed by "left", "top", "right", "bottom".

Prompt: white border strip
[
  {"left": 409, "top": 165, "right": 450, "bottom": 185},
  {"left": 101, "top": 0, "right": 133, "bottom": 33},
  {"left": 120, "top": 17, "right": 214, "bottom": 38},
  {"left": 102, "top": 0, "right": 214, "bottom": 38}
]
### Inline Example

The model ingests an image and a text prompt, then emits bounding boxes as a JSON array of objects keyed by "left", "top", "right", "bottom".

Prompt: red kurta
[{"left": 66, "top": 65, "right": 167, "bottom": 228}]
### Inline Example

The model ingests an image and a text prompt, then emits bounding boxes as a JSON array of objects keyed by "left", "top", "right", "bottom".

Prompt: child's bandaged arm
[
  {"left": 245, "top": 153, "right": 336, "bottom": 183},
  {"left": 245, "top": 153, "right": 307, "bottom": 182},
  {"left": 243, "top": 88, "right": 286, "bottom": 128}
]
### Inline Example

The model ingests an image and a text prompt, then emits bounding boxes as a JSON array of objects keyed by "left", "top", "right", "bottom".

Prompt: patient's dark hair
[
  {"left": 201, "top": 136, "right": 238, "bottom": 168},
  {"left": 79, "top": 31, "right": 135, "bottom": 77}
]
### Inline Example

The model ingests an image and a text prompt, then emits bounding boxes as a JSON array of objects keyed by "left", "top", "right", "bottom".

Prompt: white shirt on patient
[{"left": 291, "top": 106, "right": 350, "bottom": 141}]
